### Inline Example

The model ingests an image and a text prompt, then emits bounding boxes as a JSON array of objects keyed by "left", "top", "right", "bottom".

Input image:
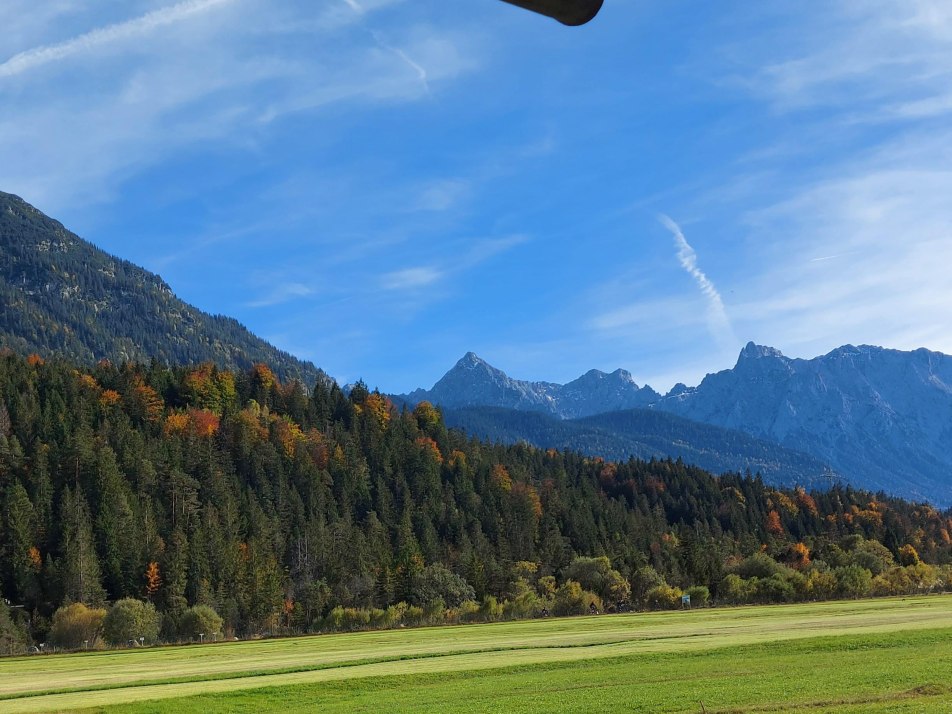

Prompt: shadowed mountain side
[
  {"left": 0, "top": 191, "right": 326, "bottom": 386},
  {"left": 443, "top": 406, "right": 839, "bottom": 489}
]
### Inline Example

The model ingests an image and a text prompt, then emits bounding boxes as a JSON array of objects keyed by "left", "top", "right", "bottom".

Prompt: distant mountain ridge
[
  {"left": 404, "top": 343, "right": 952, "bottom": 504},
  {"left": 0, "top": 191, "right": 326, "bottom": 386},
  {"left": 656, "top": 342, "right": 952, "bottom": 504},
  {"left": 402, "top": 352, "right": 660, "bottom": 419}
]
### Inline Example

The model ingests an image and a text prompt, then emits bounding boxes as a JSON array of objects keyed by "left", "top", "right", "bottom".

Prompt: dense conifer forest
[{"left": 1, "top": 351, "right": 950, "bottom": 651}]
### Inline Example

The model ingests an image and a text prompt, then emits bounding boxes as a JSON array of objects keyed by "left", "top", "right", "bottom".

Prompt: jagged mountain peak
[
  {"left": 456, "top": 351, "right": 489, "bottom": 368},
  {"left": 737, "top": 342, "right": 787, "bottom": 363},
  {"left": 401, "top": 354, "right": 657, "bottom": 419}
]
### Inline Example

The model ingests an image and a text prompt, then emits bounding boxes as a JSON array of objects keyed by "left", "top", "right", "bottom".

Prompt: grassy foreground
[{"left": 3, "top": 596, "right": 952, "bottom": 713}]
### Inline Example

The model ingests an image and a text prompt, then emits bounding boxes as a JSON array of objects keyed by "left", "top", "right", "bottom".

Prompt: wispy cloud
[
  {"left": 380, "top": 234, "right": 528, "bottom": 294},
  {"left": 659, "top": 215, "right": 736, "bottom": 347},
  {"left": 246, "top": 282, "right": 315, "bottom": 308},
  {"left": 0, "top": 0, "right": 236, "bottom": 79},
  {"left": 382, "top": 266, "right": 443, "bottom": 291}
]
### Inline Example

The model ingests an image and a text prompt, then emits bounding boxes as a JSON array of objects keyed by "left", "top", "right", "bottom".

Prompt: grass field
[{"left": 3, "top": 596, "right": 952, "bottom": 713}]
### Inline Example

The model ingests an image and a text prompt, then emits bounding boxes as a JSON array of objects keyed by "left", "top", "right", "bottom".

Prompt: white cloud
[
  {"left": 0, "top": 0, "right": 237, "bottom": 78},
  {"left": 382, "top": 267, "right": 443, "bottom": 291},
  {"left": 0, "top": 3, "right": 476, "bottom": 212},
  {"left": 246, "top": 282, "right": 315, "bottom": 308}
]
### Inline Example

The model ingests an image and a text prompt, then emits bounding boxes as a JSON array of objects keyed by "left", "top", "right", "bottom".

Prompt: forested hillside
[
  {"left": 1, "top": 352, "right": 950, "bottom": 649},
  {"left": 0, "top": 191, "right": 325, "bottom": 386},
  {"left": 443, "top": 406, "right": 837, "bottom": 488}
]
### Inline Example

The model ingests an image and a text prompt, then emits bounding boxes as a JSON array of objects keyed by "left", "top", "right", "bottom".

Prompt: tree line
[{"left": 1, "top": 351, "right": 950, "bottom": 652}]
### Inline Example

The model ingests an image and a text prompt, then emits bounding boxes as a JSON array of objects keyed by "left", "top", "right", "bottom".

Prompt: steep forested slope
[{"left": 0, "top": 191, "right": 324, "bottom": 385}]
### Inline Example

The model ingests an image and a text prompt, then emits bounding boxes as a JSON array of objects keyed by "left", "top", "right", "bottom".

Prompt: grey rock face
[
  {"left": 402, "top": 353, "right": 658, "bottom": 419},
  {"left": 656, "top": 342, "right": 952, "bottom": 504}
]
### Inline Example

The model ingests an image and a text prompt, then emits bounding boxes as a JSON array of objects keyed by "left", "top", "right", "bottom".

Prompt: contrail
[
  {"left": 370, "top": 30, "right": 430, "bottom": 94},
  {"left": 0, "top": 0, "right": 236, "bottom": 78},
  {"left": 659, "top": 214, "right": 736, "bottom": 345}
]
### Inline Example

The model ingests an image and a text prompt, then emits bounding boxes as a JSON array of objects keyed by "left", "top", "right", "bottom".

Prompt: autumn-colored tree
[
  {"left": 415, "top": 436, "right": 443, "bottom": 465},
  {"left": 491, "top": 464, "right": 513, "bottom": 493},
  {"left": 274, "top": 417, "right": 304, "bottom": 458},
  {"left": 898, "top": 544, "right": 921, "bottom": 566},
  {"left": 99, "top": 389, "right": 122, "bottom": 408},
  {"left": 413, "top": 401, "right": 442, "bottom": 434},
  {"left": 145, "top": 562, "right": 162, "bottom": 600},
  {"left": 163, "top": 412, "right": 190, "bottom": 438},
  {"left": 188, "top": 409, "right": 220, "bottom": 439},
  {"left": 362, "top": 393, "right": 393, "bottom": 430},
  {"left": 513, "top": 482, "right": 543, "bottom": 519},
  {"left": 795, "top": 487, "right": 819, "bottom": 516},
  {"left": 785, "top": 542, "right": 811, "bottom": 570},
  {"left": 765, "top": 510, "right": 783, "bottom": 535},
  {"left": 26, "top": 354, "right": 45, "bottom": 367}
]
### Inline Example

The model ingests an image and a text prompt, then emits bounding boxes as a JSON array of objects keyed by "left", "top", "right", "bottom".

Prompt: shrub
[
  {"left": 735, "top": 553, "right": 782, "bottom": 580},
  {"left": 49, "top": 603, "right": 106, "bottom": 649},
  {"left": 455, "top": 600, "right": 481, "bottom": 624},
  {"left": 563, "top": 556, "right": 631, "bottom": 608},
  {"left": 415, "top": 565, "right": 476, "bottom": 608},
  {"left": 103, "top": 599, "right": 160, "bottom": 646},
  {"left": 834, "top": 565, "right": 872, "bottom": 599},
  {"left": 684, "top": 585, "right": 710, "bottom": 607},
  {"left": 178, "top": 605, "right": 223, "bottom": 641},
  {"left": 644, "top": 584, "right": 683, "bottom": 610},
  {"left": 553, "top": 581, "right": 602, "bottom": 616},
  {"left": 479, "top": 595, "right": 504, "bottom": 622},
  {"left": 630, "top": 566, "right": 664, "bottom": 606}
]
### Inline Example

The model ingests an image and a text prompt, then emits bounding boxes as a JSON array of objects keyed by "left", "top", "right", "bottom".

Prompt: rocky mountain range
[
  {"left": 402, "top": 352, "right": 660, "bottom": 419},
  {"left": 403, "top": 344, "right": 952, "bottom": 505},
  {"left": 657, "top": 342, "right": 952, "bottom": 504}
]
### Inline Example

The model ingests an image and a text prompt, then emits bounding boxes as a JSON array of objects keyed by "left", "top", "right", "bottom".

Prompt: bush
[
  {"left": 455, "top": 600, "right": 481, "bottom": 624},
  {"left": 720, "top": 574, "right": 752, "bottom": 604},
  {"left": 644, "top": 584, "right": 683, "bottom": 610},
  {"left": 415, "top": 565, "right": 476, "bottom": 608},
  {"left": 553, "top": 581, "right": 602, "bottom": 616},
  {"left": 752, "top": 573, "right": 796, "bottom": 603},
  {"left": 563, "top": 556, "right": 631, "bottom": 608},
  {"left": 49, "top": 603, "right": 106, "bottom": 649},
  {"left": 504, "top": 585, "right": 544, "bottom": 620},
  {"left": 479, "top": 595, "right": 504, "bottom": 622},
  {"left": 684, "top": 585, "right": 710, "bottom": 607},
  {"left": 834, "top": 565, "right": 872, "bottom": 599},
  {"left": 630, "top": 566, "right": 664, "bottom": 606},
  {"left": 735, "top": 553, "right": 782, "bottom": 580},
  {"left": 178, "top": 605, "right": 223, "bottom": 641},
  {"left": 103, "top": 599, "right": 160, "bottom": 646}
]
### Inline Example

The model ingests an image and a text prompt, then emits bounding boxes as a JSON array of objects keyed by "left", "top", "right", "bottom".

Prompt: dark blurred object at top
[{"left": 499, "top": 0, "right": 604, "bottom": 26}]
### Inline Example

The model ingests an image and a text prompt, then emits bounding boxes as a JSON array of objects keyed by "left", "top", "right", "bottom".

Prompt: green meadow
[{"left": 3, "top": 596, "right": 952, "bottom": 713}]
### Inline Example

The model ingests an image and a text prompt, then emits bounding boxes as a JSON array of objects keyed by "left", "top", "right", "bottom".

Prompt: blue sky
[{"left": 3, "top": 1, "right": 952, "bottom": 393}]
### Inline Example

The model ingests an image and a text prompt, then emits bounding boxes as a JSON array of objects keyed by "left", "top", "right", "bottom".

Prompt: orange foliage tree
[{"left": 765, "top": 510, "right": 784, "bottom": 535}]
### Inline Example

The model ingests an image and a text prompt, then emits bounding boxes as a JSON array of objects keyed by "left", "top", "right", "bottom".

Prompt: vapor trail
[
  {"left": 370, "top": 30, "right": 430, "bottom": 94},
  {"left": 0, "top": 0, "right": 236, "bottom": 78},
  {"left": 659, "top": 214, "right": 736, "bottom": 345}
]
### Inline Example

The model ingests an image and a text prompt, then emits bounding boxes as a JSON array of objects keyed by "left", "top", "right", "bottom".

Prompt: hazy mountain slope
[
  {"left": 0, "top": 191, "right": 325, "bottom": 385},
  {"left": 657, "top": 343, "right": 952, "bottom": 504},
  {"left": 444, "top": 405, "right": 838, "bottom": 488}
]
